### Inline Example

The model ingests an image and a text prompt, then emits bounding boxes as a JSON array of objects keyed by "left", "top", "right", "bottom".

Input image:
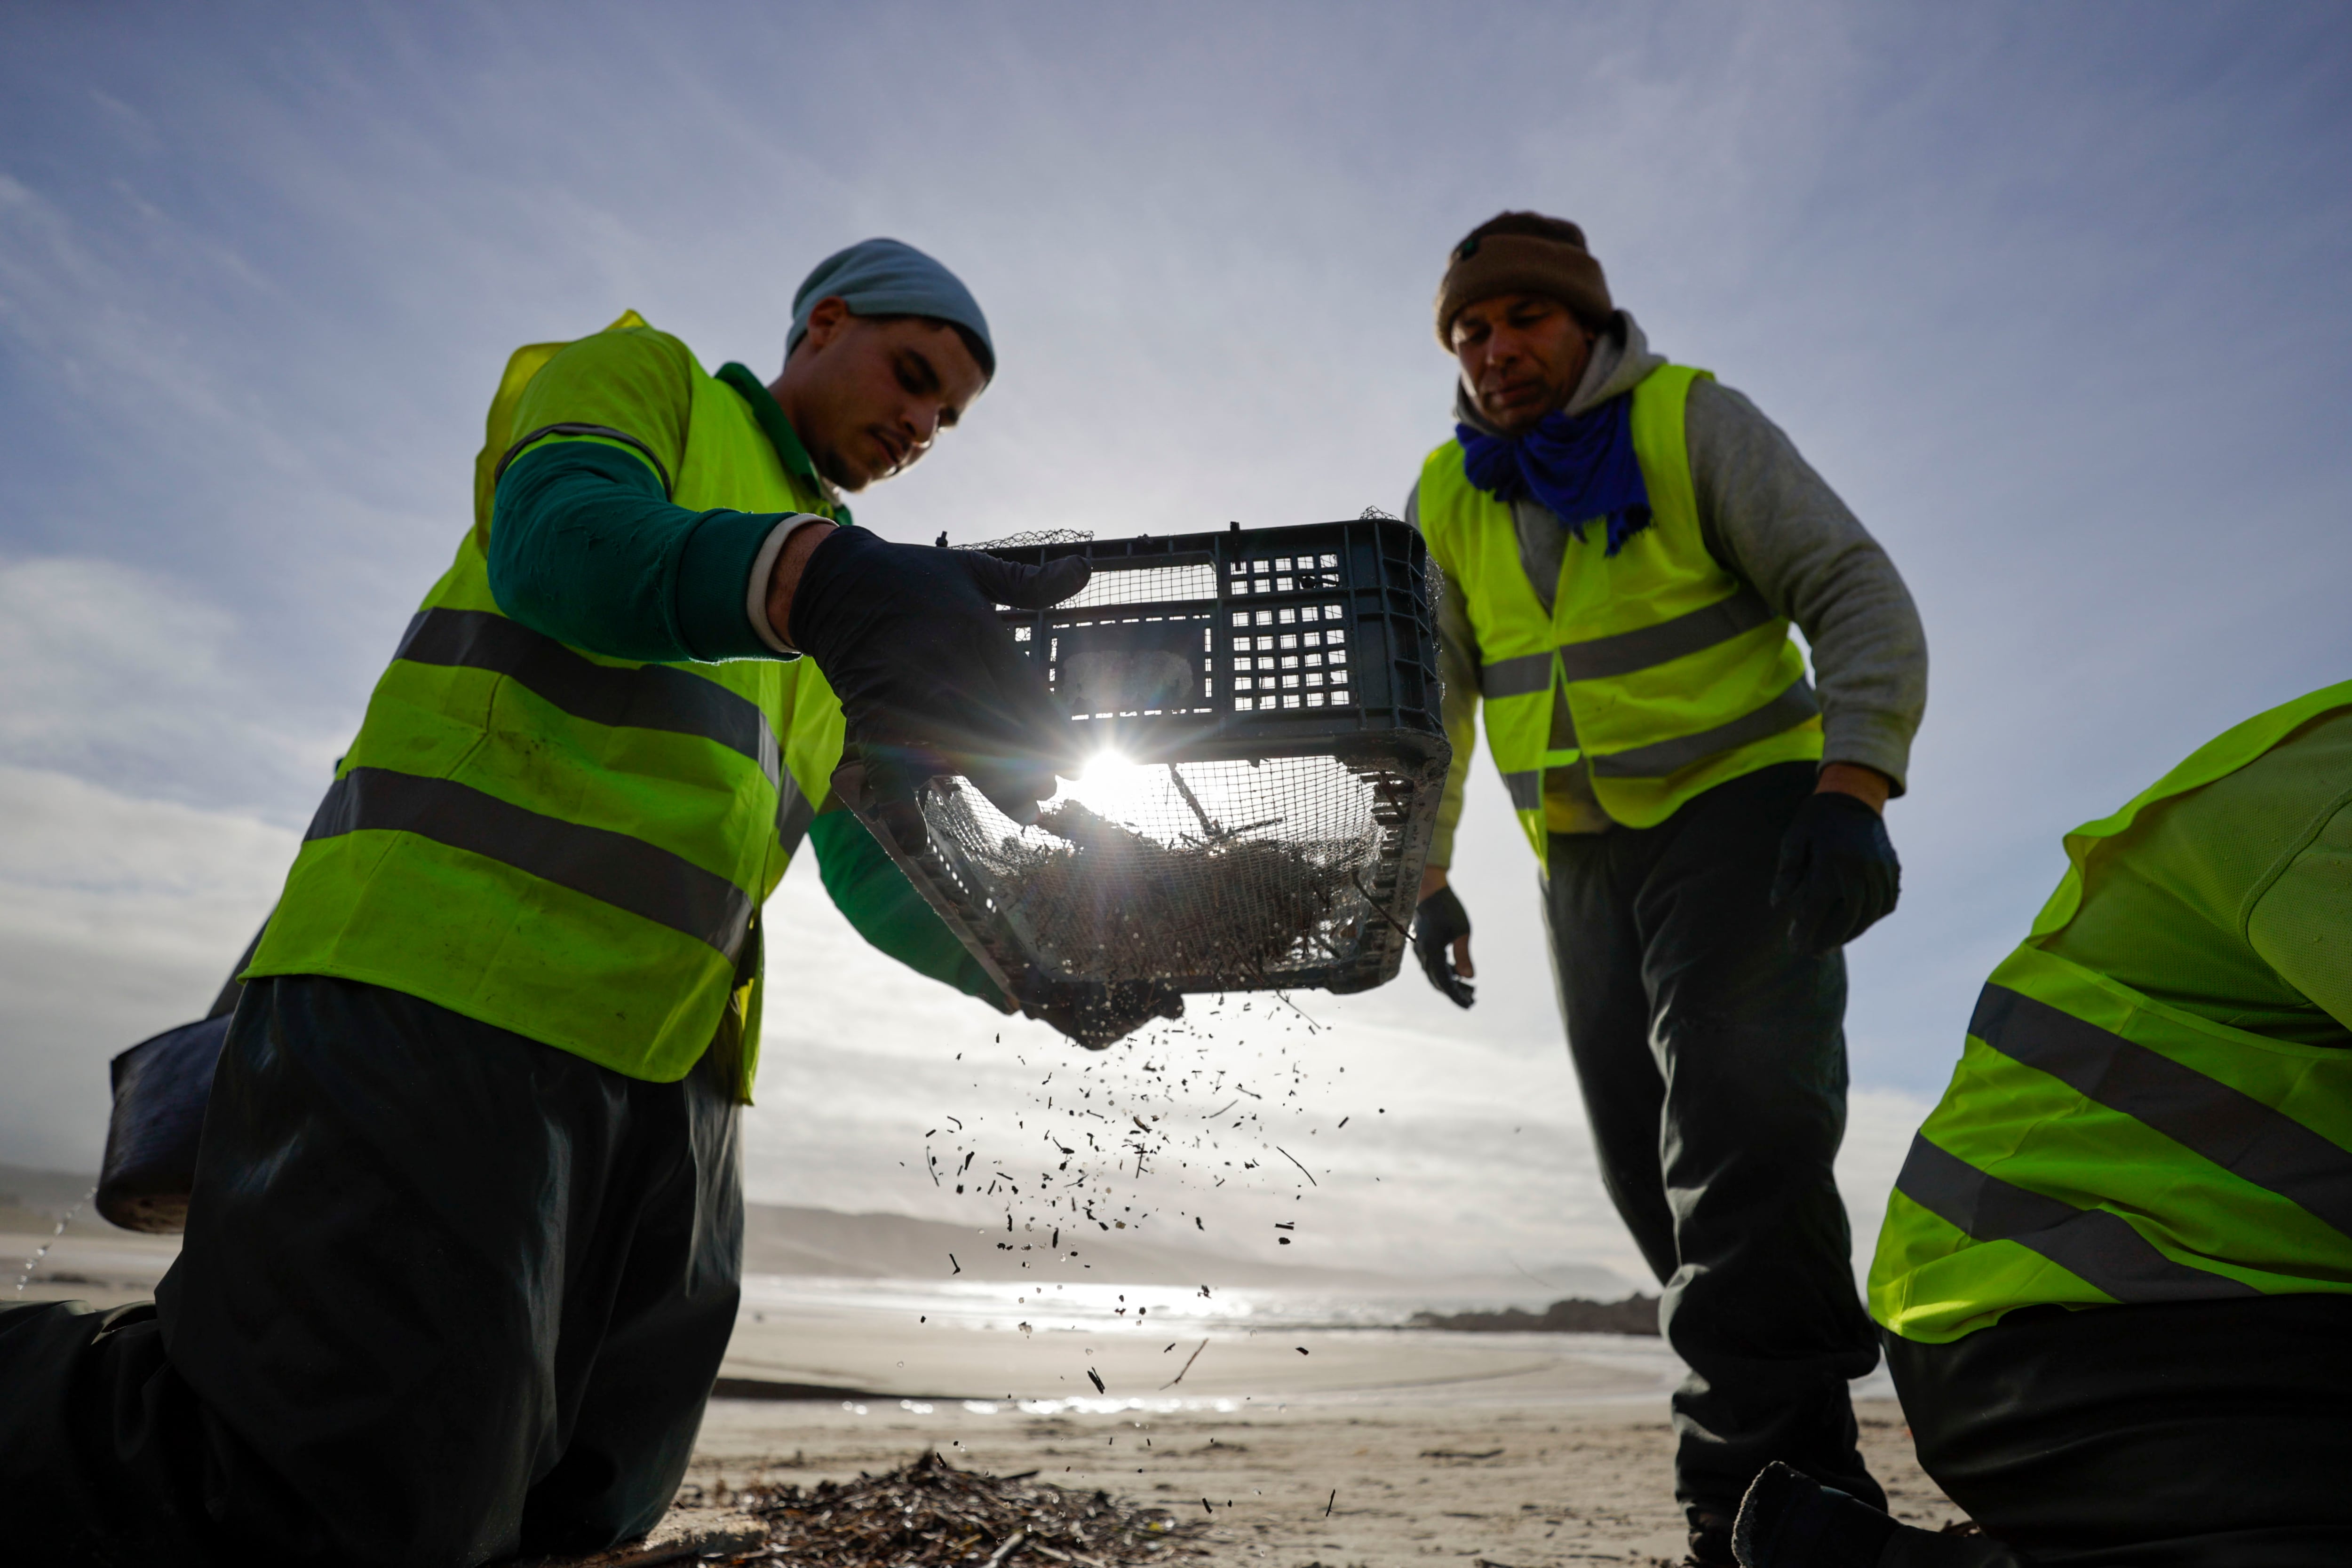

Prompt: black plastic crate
[
  {"left": 994, "top": 515, "right": 1444, "bottom": 756},
  {"left": 835, "top": 517, "right": 1450, "bottom": 1004}
]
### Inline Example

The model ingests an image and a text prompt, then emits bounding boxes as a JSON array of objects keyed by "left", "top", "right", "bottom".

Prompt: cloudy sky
[{"left": 4, "top": 1, "right": 2347, "bottom": 1285}]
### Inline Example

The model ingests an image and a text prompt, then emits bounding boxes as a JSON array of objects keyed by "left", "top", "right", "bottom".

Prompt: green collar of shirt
[{"left": 715, "top": 362, "right": 855, "bottom": 527}]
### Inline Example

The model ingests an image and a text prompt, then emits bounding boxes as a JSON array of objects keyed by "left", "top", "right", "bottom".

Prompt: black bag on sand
[
  {"left": 95, "top": 920, "right": 263, "bottom": 1234},
  {"left": 97, "top": 1014, "right": 232, "bottom": 1233}
]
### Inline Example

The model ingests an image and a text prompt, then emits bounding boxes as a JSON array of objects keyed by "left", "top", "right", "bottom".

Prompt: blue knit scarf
[{"left": 1456, "top": 394, "right": 1651, "bottom": 555}]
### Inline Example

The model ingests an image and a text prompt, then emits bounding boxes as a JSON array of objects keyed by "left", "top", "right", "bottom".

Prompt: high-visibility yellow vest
[
  {"left": 1869, "top": 681, "right": 2352, "bottom": 1345},
  {"left": 245, "top": 313, "right": 844, "bottom": 1087},
  {"left": 1417, "top": 363, "right": 1822, "bottom": 854}
]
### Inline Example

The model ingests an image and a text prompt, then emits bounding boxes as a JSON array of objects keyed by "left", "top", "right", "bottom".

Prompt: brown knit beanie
[{"left": 1434, "top": 213, "right": 1613, "bottom": 348}]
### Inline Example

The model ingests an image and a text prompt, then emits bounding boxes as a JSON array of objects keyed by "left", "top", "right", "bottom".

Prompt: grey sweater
[{"left": 1407, "top": 312, "right": 1927, "bottom": 861}]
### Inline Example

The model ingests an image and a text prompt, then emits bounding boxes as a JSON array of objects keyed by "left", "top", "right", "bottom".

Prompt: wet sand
[
  {"left": 12, "top": 1235, "right": 1966, "bottom": 1562},
  {"left": 687, "top": 1314, "right": 1964, "bottom": 1566},
  {"left": 719, "top": 1313, "right": 1674, "bottom": 1406},
  {"left": 680, "top": 1391, "right": 1961, "bottom": 1567}
]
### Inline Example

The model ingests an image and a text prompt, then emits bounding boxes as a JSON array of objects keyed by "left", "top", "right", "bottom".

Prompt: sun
[{"left": 1056, "top": 750, "right": 1166, "bottom": 828}]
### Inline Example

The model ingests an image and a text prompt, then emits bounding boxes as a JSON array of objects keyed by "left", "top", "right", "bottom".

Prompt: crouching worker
[
  {"left": 0, "top": 238, "right": 1093, "bottom": 1567},
  {"left": 1736, "top": 680, "right": 2352, "bottom": 1567}
]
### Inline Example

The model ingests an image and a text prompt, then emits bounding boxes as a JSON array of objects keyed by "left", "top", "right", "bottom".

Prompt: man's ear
[{"left": 798, "top": 295, "right": 853, "bottom": 355}]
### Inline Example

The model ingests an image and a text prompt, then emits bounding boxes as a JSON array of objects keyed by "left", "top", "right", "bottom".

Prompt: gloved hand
[
  {"left": 1413, "top": 882, "right": 1476, "bottom": 1008},
  {"left": 790, "top": 529, "right": 1090, "bottom": 840},
  {"left": 1771, "top": 790, "right": 1900, "bottom": 957},
  {"left": 1016, "top": 975, "right": 1184, "bottom": 1050}
]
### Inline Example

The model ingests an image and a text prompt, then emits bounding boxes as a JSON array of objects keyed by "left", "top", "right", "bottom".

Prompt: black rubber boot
[
  {"left": 1688, "top": 1508, "right": 1738, "bottom": 1565},
  {"left": 1734, "top": 1462, "right": 1899, "bottom": 1566},
  {"left": 1734, "top": 1464, "right": 2026, "bottom": 1568}
]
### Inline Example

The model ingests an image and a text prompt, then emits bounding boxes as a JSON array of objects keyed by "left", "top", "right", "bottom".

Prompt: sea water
[
  {"left": 732, "top": 1272, "right": 1895, "bottom": 1406},
  {"left": 737, "top": 1272, "right": 1591, "bottom": 1334}
]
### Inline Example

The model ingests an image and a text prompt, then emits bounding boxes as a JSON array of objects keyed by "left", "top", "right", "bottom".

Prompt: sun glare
[{"left": 1056, "top": 750, "right": 1164, "bottom": 828}]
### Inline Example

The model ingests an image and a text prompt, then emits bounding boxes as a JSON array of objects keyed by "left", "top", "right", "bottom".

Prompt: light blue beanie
[{"left": 786, "top": 238, "right": 995, "bottom": 381}]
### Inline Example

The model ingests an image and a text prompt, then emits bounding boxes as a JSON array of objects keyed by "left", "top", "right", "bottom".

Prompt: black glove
[
  {"left": 791, "top": 530, "right": 1090, "bottom": 838},
  {"left": 1412, "top": 883, "right": 1475, "bottom": 1008},
  {"left": 1016, "top": 975, "right": 1184, "bottom": 1050},
  {"left": 1771, "top": 791, "right": 1900, "bottom": 957}
]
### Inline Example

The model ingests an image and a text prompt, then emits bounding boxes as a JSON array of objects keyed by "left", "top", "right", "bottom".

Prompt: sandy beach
[
  {"left": 684, "top": 1297, "right": 1965, "bottom": 1567},
  {"left": 678, "top": 1392, "right": 1956, "bottom": 1568},
  {"left": 10, "top": 1226, "right": 1966, "bottom": 1564}
]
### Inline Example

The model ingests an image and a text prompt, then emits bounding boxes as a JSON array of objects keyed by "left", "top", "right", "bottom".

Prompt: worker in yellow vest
[
  {"left": 1408, "top": 212, "right": 1929, "bottom": 1565},
  {"left": 1733, "top": 681, "right": 2352, "bottom": 1567},
  {"left": 0, "top": 240, "right": 1092, "bottom": 1567}
]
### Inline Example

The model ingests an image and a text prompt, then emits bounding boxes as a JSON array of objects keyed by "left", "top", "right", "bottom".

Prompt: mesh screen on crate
[{"left": 920, "top": 755, "right": 1414, "bottom": 989}]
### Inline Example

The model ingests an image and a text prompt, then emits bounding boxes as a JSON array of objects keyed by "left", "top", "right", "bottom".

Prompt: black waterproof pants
[
  {"left": 1542, "top": 762, "right": 1882, "bottom": 1525},
  {"left": 1885, "top": 1295, "right": 2352, "bottom": 1566},
  {"left": 0, "top": 974, "right": 744, "bottom": 1568}
]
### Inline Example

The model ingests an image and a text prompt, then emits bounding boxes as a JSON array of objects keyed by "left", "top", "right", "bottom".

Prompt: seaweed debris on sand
[
  {"left": 548, "top": 1451, "right": 1198, "bottom": 1568},
  {"left": 1016, "top": 800, "right": 1356, "bottom": 984},
  {"left": 1409, "top": 1296, "right": 1662, "bottom": 1337}
]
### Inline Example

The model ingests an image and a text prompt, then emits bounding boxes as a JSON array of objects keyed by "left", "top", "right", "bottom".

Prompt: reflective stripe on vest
[
  {"left": 1417, "top": 363, "right": 1822, "bottom": 852},
  {"left": 246, "top": 314, "right": 838, "bottom": 1085},
  {"left": 1891, "top": 1131, "right": 2257, "bottom": 1305},
  {"left": 1481, "top": 584, "right": 1780, "bottom": 694},
  {"left": 396, "top": 608, "right": 783, "bottom": 791},
  {"left": 397, "top": 603, "right": 816, "bottom": 860},
  {"left": 1868, "top": 681, "right": 2352, "bottom": 1345},
  {"left": 776, "top": 772, "right": 817, "bottom": 858},
  {"left": 305, "top": 767, "right": 757, "bottom": 959},
  {"left": 1962, "top": 983, "right": 2352, "bottom": 1237},
  {"left": 1590, "top": 677, "right": 1818, "bottom": 778}
]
